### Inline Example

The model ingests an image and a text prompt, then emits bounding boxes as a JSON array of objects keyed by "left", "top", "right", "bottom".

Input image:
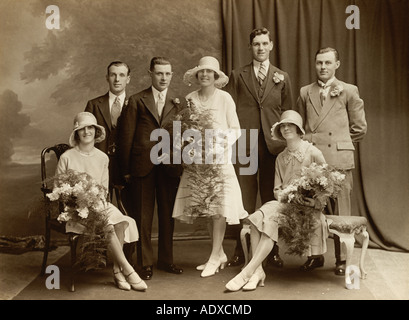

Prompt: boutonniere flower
[
  {"left": 173, "top": 98, "right": 180, "bottom": 105},
  {"left": 124, "top": 99, "right": 129, "bottom": 106},
  {"left": 273, "top": 72, "right": 285, "bottom": 84},
  {"left": 330, "top": 85, "right": 344, "bottom": 97}
]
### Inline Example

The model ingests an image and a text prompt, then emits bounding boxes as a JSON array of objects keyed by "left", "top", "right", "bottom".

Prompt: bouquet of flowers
[
  {"left": 277, "top": 163, "right": 346, "bottom": 256},
  {"left": 168, "top": 99, "right": 226, "bottom": 220},
  {"left": 46, "top": 169, "right": 110, "bottom": 271}
]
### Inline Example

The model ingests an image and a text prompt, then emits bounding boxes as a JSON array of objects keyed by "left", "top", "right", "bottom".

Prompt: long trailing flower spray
[
  {"left": 46, "top": 169, "right": 110, "bottom": 271},
  {"left": 167, "top": 98, "right": 226, "bottom": 222},
  {"left": 277, "top": 163, "right": 346, "bottom": 256}
]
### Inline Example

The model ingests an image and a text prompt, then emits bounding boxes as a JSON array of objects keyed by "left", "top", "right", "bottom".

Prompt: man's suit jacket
[
  {"left": 295, "top": 79, "right": 367, "bottom": 170},
  {"left": 85, "top": 92, "right": 128, "bottom": 154},
  {"left": 118, "top": 87, "right": 183, "bottom": 178},
  {"left": 225, "top": 62, "right": 293, "bottom": 155}
]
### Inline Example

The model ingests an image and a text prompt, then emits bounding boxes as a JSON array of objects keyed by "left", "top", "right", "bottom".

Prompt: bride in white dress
[{"left": 172, "top": 56, "right": 248, "bottom": 277}]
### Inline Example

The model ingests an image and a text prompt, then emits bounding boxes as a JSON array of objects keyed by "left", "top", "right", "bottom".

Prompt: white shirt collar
[
  {"left": 318, "top": 76, "right": 336, "bottom": 88},
  {"left": 253, "top": 59, "right": 270, "bottom": 76},
  {"left": 152, "top": 87, "right": 168, "bottom": 102},
  {"left": 109, "top": 91, "right": 126, "bottom": 107}
]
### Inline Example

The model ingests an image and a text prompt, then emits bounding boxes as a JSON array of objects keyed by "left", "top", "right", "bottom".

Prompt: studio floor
[{"left": 1, "top": 238, "right": 408, "bottom": 301}]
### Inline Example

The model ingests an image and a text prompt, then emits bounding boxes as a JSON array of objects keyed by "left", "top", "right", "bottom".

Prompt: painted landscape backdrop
[{"left": 0, "top": 0, "right": 221, "bottom": 238}]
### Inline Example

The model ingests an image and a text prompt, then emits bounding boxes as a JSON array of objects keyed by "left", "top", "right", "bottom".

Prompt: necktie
[
  {"left": 319, "top": 91, "right": 326, "bottom": 107},
  {"left": 257, "top": 63, "right": 267, "bottom": 86},
  {"left": 157, "top": 92, "right": 165, "bottom": 117},
  {"left": 111, "top": 96, "right": 121, "bottom": 127}
]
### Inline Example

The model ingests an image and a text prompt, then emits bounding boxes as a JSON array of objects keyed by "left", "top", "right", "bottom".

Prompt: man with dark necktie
[
  {"left": 225, "top": 27, "right": 293, "bottom": 268},
  {"left": 85, "top": 61, "right": 131, "bottom": 201}
]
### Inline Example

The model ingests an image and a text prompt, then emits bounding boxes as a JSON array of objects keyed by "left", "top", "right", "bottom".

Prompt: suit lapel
[
  {"left": 161, "top": 89, "right": 176, "bottom": 124},
  {"left": 260, "top": 64, "right": 276, "bottom": 104},
  {"left": 240, "top": 64, "right": 259, "bottom": 102},
  {"left": 97, "top": 92, "right": 112, "bottom": 131},
  {"left": 308, "top": 83, "right": 322, "bottom": 117},
  {"left": 309, "top": 80, "right": 340, "bottom": 131},
  {"left": 141, "top": 88, "right": 160, "bottom": 124}
]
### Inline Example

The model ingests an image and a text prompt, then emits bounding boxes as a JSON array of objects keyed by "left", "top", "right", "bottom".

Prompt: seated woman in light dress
[
  {"left": 226, "top": 110, "right": 328, "bottom": 292},
  {"left": 56, "top": 112, "right": 147, "bottom": 291}
]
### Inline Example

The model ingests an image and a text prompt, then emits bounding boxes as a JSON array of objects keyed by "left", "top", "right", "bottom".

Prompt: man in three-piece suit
[
  {"left": 295, "top": 47, "right": 367, "bottom": 274},
  {"left": 118, "top": 57, "right": 183, "bottom": 280},
  {"left": 225, "top": 27, "right": 293, "bottom": 268},
  {"left": 85, "top": 61, "right": 131, "bottom": 198}
]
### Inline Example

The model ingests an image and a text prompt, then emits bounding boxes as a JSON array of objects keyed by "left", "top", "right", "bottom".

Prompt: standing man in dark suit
[
  {"left": 118, "top": 57, "right": 183, "bottom": 280},
  {"left": 85, "top": 61, "right": 131, "bottom": 200},
  {"left": 295, "top": 47, "right": 367, "bottom": 275},
  {"left": 225, "top": 27, "right": 293, "bottom": 268}
]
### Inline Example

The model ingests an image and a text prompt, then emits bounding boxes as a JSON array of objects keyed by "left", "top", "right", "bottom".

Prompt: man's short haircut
[
  {"left": 107, "top": 61, "right": 131, "bottom": 76},
  {"left": 150, "top": 57, "right": 171, "bottom": 72},
  {"left": 315, "top": 47, "right": 339, "bottom": 61},
  {"left": 249, "top": 27, "right": 272, "bottom": 44}
]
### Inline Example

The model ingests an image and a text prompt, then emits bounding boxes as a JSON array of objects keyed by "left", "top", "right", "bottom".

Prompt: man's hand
[{"left": 123, "top": 174, "right": 131, "bottom": 184}]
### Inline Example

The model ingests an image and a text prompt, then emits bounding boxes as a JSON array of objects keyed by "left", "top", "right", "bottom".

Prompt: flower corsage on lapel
[
  {"left": 172, "top": 97, "right": 182, "bottom": 110},
  {"left": 330, "top": 84, "right": 344, "bottom": 97},
  {"left": 124, "top": 98, "right": 129, "bottom": 107},
  {"left": 273, "top": 72, "right": 285, "bottom": 84}
]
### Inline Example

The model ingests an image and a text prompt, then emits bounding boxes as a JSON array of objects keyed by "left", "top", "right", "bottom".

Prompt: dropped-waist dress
[
  {"left": 247, "top": 140, "right": 328, "bottom": 256},
  {"left": 56, "top": 147, "right": 138, "bottom": 243},
  {"left": 172, "top": 89, "right": 248, "bottom": 225}
]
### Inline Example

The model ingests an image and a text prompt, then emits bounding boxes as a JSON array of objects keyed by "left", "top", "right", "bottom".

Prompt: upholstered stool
[{"left": 326, "top": 215, "right": 369, "bottom": 289}]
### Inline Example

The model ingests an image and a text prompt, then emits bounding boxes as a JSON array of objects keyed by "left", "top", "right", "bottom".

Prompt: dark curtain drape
[{"left": 221, "top": 0, "right": 409, "bottom": 251}]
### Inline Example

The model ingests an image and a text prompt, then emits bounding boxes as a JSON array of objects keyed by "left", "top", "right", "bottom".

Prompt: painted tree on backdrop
[
  {"left": 20, "top": 0, "right": 222, "bottom": 106},
  {"left": 0, "top": 90, "right": 30, "bottom": 166}
]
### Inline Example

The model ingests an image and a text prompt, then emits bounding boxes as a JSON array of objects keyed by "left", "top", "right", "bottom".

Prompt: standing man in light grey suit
[{"left": 295, "top": 47, "right": 367, "bottom": 275}]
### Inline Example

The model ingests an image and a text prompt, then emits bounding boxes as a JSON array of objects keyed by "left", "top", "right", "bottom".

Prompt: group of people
[{"left": 55, "top": 27, "right": 367, "bottom": 292}]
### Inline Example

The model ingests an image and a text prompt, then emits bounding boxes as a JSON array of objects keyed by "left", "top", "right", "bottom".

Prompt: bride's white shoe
[
  {"left": 196, "top": 253, "right": 227, "bottom": 271},
  {"left": 201, "top": 255, "right": 227, "bottom": 278}
]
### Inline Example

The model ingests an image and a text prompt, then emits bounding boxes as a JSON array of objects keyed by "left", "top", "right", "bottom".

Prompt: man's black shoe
[
  {"left": 299, "top": 256, "right": 325, "bottom": 271},
  {"left": 226, "top": 255, "right": 245, "bottom": 267},
  {"left": 335, "top": 260, "right": 346, "bottom": 276},
  {"left": 140, "top": 265, "right": 153, "bottom": 280},
  {"left": 267, "top": 253, "right": 284, "bottom": 268},
  {"left": 157, "top": 262, "right": 183, "bottom": 274}
]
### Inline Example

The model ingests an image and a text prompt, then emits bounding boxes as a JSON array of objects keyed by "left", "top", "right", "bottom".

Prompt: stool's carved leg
[{"left": 356, "top": 229, "right": 369, "bottom": 279}]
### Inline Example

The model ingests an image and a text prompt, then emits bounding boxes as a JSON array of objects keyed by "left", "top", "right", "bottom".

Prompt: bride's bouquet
[
  {"left": 46, "top": 169, "right": 109, "bottom": 271},
  {"left": 168, "top": 99, "right": 226, "bottom": 220},
  {"left": 277, "top": 163, "right": 346, "bottom": 256}
]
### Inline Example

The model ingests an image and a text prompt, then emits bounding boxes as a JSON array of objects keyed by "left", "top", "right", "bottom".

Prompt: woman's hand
[
  {"left": 294, "top": 196, "right": 315, "bottom": 207},
  {"left": 301, "top": 196, "right": 315, "bottom": 207}
]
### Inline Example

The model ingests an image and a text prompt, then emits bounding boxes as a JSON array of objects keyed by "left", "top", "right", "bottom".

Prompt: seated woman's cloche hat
[
  {"left": 271, "top": 110, "right": 305, "bottom": 141},
  {"left": 183, "top": 56, "right": 229, "bottom": 89},
  {"left": 68, "top": 112, "right": 106, "bottom": 147}
]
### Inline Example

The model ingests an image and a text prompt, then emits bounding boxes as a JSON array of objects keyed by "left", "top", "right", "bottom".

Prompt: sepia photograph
[{"left": 0, "top": 0, "right": 408, "bottom": 308}]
